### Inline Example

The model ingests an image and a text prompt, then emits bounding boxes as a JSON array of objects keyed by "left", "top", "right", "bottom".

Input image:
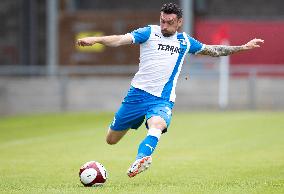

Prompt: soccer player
[{"left": 77, "top": 3, "right": 264, "bottom": 178}]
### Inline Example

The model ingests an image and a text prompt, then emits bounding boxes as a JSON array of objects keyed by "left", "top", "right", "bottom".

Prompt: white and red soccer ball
[{"left": 79, "top": 161, "right": 108, "bottom": 187}]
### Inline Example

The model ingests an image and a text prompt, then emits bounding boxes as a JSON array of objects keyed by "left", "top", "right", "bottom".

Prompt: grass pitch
[{"left": 0, "top": 112, "right": 283, "bottom": 194}]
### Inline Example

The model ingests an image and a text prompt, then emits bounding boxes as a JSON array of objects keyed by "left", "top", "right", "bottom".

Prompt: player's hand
[
  {"left": 243, "top": 38, "right": 264, "bottom": 50},
  {"left": 77, "top": 37, "right": 96, "bottom": 47}
]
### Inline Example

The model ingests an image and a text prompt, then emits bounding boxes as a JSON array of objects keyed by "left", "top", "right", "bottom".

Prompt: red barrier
[{"left": 195, "top": 19, "right": 284, "bottom": 65}]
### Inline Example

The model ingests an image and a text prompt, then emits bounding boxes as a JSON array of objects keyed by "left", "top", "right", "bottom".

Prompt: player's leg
[
  {"left": 135, "top": 116, "right": 165, "bottom": 159},
  {"left": 127, "top": 116, "right": 166, "bottom": 178},
  {"left": 106, "top": 113, "right": 145, "bottom": 145},
  {"left": 106, "top": 128, "right": 129, "bottom": 145},
  {"left": 127, "top": 101, "right": 173, "bottom": 177},
  {"left": 106, "top": 86, "right": 146, "bottom": 146},
  {"left": 106, "top": 97, "right": 146, "bottom": 145}
]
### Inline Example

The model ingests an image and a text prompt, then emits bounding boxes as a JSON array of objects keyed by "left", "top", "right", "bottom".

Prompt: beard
[{"left": 161, "top": 30, "right": 174, "bottom": 37}]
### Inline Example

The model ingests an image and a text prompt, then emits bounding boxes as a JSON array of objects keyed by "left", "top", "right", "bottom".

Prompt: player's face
[{"left": 160, "top": 12, "right": 182, "bottom": 37}]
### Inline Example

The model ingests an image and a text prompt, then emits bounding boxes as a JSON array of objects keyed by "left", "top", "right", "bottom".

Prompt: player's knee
[
  {"left": 148, "top": 116, "right": 167, "bottom": 130},
  {"left": 152, "top": 123, "right": 165, "bottom": 130},
  {"left": 106, "top": 128, "right": 128, "bottom": 145},
  {"left": 106, "top": 136, "right": 118, "bottom": 145},
  {"left": 106, "top": 139, "right": 117, "bottom": 145}
]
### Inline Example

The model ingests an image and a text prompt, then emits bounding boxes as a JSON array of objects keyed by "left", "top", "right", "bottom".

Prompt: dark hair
[{"left": 160, "top": 3, "right": 183, "bottom": 19}]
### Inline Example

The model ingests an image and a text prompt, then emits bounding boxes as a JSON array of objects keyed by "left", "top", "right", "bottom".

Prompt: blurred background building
[{"left": 0, "top": 0, "right": 284, "bottom": 115}]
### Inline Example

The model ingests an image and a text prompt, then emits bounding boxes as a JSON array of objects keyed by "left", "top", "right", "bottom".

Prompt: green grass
[{"left": 0, "top": 112, "right": 283, "bottom": 194}]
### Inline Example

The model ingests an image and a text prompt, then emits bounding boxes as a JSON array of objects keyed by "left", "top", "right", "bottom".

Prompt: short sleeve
[
  {"left": 187, "top": 35, "right": 204, "bottom": 54},
  {"left": 130, "top": 26, "right": 151, "bottom": 44}
]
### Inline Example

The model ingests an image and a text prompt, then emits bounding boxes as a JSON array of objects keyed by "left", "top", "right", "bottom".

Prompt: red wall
[{"left": 195, "top": 20, "right": 284, "bottom": 65}]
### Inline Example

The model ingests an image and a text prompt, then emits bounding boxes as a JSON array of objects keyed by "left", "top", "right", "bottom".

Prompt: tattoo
[{"left": 199, "top": 45, "right": 246, "bottom": 57}]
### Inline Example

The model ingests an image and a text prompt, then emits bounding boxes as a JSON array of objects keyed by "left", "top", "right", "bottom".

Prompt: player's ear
[{"left": 177, "top": 18, "right": 183, "bottom": 28}]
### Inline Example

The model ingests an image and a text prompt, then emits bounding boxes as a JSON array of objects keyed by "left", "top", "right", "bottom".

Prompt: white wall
[{"left": 0, "top": 76, "right": 284, "bottom": 115}]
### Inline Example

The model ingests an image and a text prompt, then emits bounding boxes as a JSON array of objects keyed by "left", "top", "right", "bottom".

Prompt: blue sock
[
  {"left": 136, "top": 135, "right": 158, "bottom": 160},
  {"left": 136, "top": 128, "right": 162, "bottom": 160}
]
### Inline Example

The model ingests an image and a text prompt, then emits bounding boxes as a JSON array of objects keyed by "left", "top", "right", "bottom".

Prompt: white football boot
[{"left": 127, "top": 156, "right": 152, "bottom": 178}]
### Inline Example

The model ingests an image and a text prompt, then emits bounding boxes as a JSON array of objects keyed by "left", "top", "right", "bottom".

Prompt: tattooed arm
[{"left": 198, "top": 38, "right": 264, "bottom": 57}]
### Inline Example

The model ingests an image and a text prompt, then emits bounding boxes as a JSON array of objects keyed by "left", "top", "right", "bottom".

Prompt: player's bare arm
[
  {"left": 77, "top": 34, "right": 133, "bottom": 47},
  {"left": 199, "top": 38, "right": 264, "bottom": 57}
]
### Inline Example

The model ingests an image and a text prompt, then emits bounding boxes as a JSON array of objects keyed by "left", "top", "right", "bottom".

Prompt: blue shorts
[{"left": 110, "top": 86, "right": 174, "bottom": 133}]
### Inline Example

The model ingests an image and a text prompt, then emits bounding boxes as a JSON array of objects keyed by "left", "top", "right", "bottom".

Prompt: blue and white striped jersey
[{"left": 128, "top": 25, "right": 204, "bottom": 102}]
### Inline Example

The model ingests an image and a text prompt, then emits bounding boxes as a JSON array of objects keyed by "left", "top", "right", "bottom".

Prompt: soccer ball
[{"left": 79, "top": 161, "right": 108, "bottom": 187}]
